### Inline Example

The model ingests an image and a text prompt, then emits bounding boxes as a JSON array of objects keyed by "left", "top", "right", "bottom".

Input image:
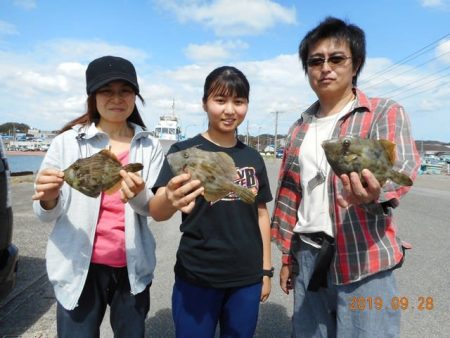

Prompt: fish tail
[
  {"left": 390, "top": 170, "right": 413, "bottom": 186},
  {"left": 123, "top": 163, "right": 143, "bottom": 173},
  {"left": 233, "top": 186, "right": 256, "bottom": 204}
]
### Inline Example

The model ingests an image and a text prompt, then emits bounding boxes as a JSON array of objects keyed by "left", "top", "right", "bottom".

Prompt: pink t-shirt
[{"left": 91, "top": 150, "right": 128, "bottom": 267}]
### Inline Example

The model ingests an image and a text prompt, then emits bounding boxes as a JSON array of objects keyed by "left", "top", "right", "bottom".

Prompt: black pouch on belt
[{"left": 306, "top": 232, "right": 335, "bottom": 292}]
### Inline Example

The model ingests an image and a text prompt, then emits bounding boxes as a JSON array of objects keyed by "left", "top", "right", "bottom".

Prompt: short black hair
[{"left": 298, "top": 17, "right": 366, "bottom": 85}]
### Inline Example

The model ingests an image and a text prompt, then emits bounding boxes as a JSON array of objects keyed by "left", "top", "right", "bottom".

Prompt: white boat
[
  {"left": 419, "top": 155, "right": 448, "bottom": 175},
  {"left": 153, "top": 102, "right": 183, "bottom": 153}
]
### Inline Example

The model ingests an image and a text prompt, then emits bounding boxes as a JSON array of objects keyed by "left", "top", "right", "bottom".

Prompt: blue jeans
[
  {"left": 172, "top": 276, "right": 262, "bottom": 338},
  {"left": 56, "top": 264, "right": 150, "bottom": 338},
  {"left": 292, "top": 242, "right": 400, "bottom": 338}
]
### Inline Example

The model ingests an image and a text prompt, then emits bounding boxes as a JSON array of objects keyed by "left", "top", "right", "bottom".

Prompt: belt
[
  {"left": 299, "top": 232, "right": 335, "bottom": 292},
  {"left": 301, "top": 231, "right": 334, "bottom": 246}
]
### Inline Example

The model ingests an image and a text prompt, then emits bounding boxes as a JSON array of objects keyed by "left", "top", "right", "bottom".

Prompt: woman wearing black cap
[{"left": 32, "top": 56, "right": 169, "bottom": 337}]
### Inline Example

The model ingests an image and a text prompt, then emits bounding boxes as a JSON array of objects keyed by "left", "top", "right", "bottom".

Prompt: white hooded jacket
[{"left": 33, "top": 122, "right": 164, "bottom": 310}]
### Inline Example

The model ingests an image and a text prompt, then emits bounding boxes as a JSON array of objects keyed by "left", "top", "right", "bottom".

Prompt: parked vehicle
[
  {"left": 0, "top": 138, "right": 18, "bottom": 301},
  {"left": 276, "top": 148, "right": 284, "bottom": 159}
]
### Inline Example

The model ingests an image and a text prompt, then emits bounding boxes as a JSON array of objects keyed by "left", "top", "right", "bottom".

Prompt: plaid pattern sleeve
[
  {"left": 331, "top": 89, "right": 421, "bottom": 284},
  {"left": 271, "top": 88, "right": 420, "bottom": 283},
  {"left": 271, "top": 115, "right": 311, "bottom": 265}
]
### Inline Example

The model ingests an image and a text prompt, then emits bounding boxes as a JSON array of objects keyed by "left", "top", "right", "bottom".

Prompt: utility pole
[
  {"left": 257, "top": 126, "right": 261, "bottom": 152},
  {"left": 245, "top": 120, "right": 249, "bottom": 144},
  {"left": 274, "top": 111, "right": 279, "bottom": 157}
]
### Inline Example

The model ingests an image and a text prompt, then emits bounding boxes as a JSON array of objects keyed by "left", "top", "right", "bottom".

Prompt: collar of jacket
[
  {"left": 72, "top": 122, "right": 152, "bottom": 142},
  {"left": 300, "top": 87, "right": 370, "bottom": 123}
]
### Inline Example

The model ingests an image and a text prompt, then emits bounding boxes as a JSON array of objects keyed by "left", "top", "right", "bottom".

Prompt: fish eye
[
  {"left": 183, "top": 152, "right": 189, "bottom": 159},
  {"left": 343, "top": 139, "right": 351, "bottom": 148}
]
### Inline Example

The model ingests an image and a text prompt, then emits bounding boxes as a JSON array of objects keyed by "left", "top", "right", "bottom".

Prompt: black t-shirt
[{"left": 154, "top": 134, "right": 272, "bottom": 288}]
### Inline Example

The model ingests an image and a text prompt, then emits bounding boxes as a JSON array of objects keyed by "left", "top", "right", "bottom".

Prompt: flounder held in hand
[
  {"left": 322, "top": 136, "right": 413, "bottom": 187},
  {"left": 63, "top": 149, "right": 143, "bottom": 198},
  {"left": 167, "top": 146, "right": 256, "bottom": 204}
]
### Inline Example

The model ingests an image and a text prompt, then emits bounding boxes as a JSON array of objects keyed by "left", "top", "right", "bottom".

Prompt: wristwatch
[{"left": 262, "top": 267, "right": 274, "bottom": 278}]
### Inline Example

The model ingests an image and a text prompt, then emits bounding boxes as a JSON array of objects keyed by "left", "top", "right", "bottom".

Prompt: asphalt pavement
[{"left": 1, "top": 160, "right": 449, "bottom": 338}]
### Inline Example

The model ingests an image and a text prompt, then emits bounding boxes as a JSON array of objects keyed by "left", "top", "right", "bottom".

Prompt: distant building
[{"left": 2, "top": 127, "right": 56, "bottom": 151}]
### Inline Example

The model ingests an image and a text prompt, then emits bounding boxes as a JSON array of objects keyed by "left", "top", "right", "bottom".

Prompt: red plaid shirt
[{"left": 271, "top": 88, "right": 420, "bottom": 285}]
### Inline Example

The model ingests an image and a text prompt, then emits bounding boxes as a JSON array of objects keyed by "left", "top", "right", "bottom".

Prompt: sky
[{"left": 0, "top": 0, "right": 449, "bottom": 142}]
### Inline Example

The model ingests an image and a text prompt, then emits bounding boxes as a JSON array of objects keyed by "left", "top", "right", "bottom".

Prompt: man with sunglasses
[{"left": 271, "top": 17, "right": 420, "bottom": 337}]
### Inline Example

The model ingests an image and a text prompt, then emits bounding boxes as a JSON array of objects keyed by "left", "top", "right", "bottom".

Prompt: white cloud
[
  {"left": 1, "top": 38, "right": 449, "bottom": 141},
  {"left": 35, "top": 39, "right": 149, "bottom": 63},
  {"left": 420, "top": 0, "right": 449, "bottom": 8},
  {"left": 13, "top": 0, "right": 37, "bottom": 10},
  {"left": 0, "top": 20, "right": 19, "bottom": 36},
  {"left": 0, "top": 39, "right": 149, "bottom": 130},
  {"left": 144, "top": 54, "right": 311, "bottom": 136},
  {"left": 155, "top": 0, "right": 297, "bottom": 36},
  {"left": 436, "top": 38, "right": 450, "bottom": 63},
  {"left": 184, "top": 40, "right": 249, "bottom": 63}
]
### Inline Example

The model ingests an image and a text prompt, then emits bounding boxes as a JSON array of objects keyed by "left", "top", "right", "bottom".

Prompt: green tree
[{"left": 0, "top": 122, "right": 30, "bottom": 134}]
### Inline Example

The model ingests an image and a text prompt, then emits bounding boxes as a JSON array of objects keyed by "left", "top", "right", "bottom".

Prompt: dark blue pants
[
  {"left": 172, "top": 276, "right": 262, "bottom": 338},
  {"left": 57, "top": 263, "right": 150, "bottom": 338}
]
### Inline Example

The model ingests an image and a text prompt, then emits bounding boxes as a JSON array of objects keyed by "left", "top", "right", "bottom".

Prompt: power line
[
  {"left": 393, "top": 79, "right": 450, "bottom": 102},
  {"left": 377, "top": 66, "right": 450, "bottom": 98},
  {"left": 362, "top": 50, "right": 450, "bottom": 92},
  {"left": 360, "top": 33, "right": 450, "bottom": 85}
]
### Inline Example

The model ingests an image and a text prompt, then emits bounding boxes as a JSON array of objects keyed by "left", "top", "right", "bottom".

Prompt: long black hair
[{"left": 202, "top": 66, "right": 250, "bottom": 103}]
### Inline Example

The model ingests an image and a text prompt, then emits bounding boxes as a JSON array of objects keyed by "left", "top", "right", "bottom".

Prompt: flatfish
[
  {"left": 63, "top": 149, "right": 143, "bottom": 197},
  {"left": 322, "top": 136, "right": 413, "bottom": 187},
  {"left": 167, "top": 147, "right": 256, "bottom": 204}
]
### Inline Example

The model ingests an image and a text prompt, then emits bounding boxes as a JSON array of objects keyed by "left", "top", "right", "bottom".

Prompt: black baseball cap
[{"left": 85, "top": 55, "right": 139, "bottom": 95}]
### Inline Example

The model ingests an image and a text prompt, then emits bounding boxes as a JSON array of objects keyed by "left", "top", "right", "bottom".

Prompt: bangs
[{"left": 207, "top": 78, "right": 249, "bottom": 100}]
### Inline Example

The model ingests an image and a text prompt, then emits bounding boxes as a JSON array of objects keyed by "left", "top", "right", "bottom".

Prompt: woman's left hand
[
  {"left": 260, "top": 276, "right": 272, "bottom": 303},
  {"left": 119, "top": 170, "right": 145, "bottom": 203},
  {"left": 336, "top": 169, "right": 381, "bottom": 208}
]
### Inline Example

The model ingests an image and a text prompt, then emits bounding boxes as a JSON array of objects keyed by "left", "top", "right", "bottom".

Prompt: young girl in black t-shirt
[{"left": 150, "top": 66, "right": 273, "bottom": 338}]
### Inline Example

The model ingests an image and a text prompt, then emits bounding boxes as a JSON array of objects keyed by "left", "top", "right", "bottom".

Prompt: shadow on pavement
[
  {"left": 145, "top": 308, "right": 175, "bottom": 337},
  {"left": 143, "top": 302, "right": 292, "bottom": 338},
  {"left": 256, "top": 301, "right": 291, "bottom": 337},
  {"left": 0, "top": 256, "right": 55, "bottom": 337}
]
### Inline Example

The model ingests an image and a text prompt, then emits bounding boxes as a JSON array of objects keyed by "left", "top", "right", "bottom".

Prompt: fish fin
[
  {"left": 99, "top": 149, "right": 121, "bottom": 164},
  {"left": 231, "top": 185, "right": 256, "bottom": 204},
  {"left": 203, "top": 191, "right": 227, "bottom": 203},
  {"left": 389, "top": 170, "right": 413, "bottom": 186},
  {"left": 122, "top": 163, "right": 143, "bottom": 173},
  {"left": 379, "top": 139, "right": 396, "bottom": 165},
  {"left": 203, "top": 184, "right": 255, "bottom": 204},
  {"left": 105, "top": 181, "right": 122, "bottom": 195}
]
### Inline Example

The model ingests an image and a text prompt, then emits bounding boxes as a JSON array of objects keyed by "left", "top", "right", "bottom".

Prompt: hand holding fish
[
  {"left": 336, "top": 169, "right": 381, "bottom": 208},
  {"left": 165, "top": 172, "right": 204, "bottom": 213},
  {"left": 119, "top": 170, "right": 145, "bottom": 203},
  {"left": 32, "top": 168, "right": 65, "bottom": 209},
  {"left": 167, "top": 147, "right": 256, "bottom": 204}
]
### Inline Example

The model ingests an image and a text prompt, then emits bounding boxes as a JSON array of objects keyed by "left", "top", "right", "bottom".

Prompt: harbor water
[{"left": 6, "top": 154, "right": 44, "bottom": 173}]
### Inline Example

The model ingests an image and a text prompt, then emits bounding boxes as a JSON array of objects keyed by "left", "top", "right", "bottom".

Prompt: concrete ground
[{"left": 1, "top": 161, "right": 449, "bottom": 337}]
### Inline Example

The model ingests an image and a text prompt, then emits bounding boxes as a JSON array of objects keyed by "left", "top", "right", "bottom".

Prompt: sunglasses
[{"left": 306, "top": 55, "right": 352, "bottom": 69}]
